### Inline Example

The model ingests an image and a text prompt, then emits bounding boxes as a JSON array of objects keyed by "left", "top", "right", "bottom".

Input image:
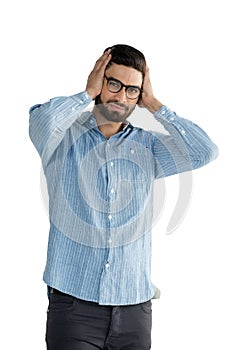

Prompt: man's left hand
[{"left": 138, "top": 66, "right": 163, "bottom": 113}]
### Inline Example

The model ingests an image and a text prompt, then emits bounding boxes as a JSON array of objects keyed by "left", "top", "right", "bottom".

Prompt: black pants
[{"left": 46, "top": 288, "right": 152, "bottom": 350}]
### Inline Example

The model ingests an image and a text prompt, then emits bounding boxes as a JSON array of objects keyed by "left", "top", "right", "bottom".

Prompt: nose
[{"left": 114, "top": 87, "right": 128, "bottom": 103}]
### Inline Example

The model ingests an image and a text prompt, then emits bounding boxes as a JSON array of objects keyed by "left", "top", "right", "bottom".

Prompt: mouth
[{"left": 108, "top": 102, "right": 126, "bottom": 112}]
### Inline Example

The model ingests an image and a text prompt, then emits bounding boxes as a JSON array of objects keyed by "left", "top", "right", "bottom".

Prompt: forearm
[
  {"left": 153, "top": 106, "right": 219, "bottom": 170},
  {"left": 144, "top": 97, "right": 163, "bottom": 113}
]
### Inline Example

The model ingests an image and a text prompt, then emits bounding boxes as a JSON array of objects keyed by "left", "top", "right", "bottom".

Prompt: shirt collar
[{"left": 81, "top": 111, "right": 133, "bottom": 134}]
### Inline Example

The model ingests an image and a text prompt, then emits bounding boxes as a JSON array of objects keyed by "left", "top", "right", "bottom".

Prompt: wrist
[
  {"left": 146, "top": 97, "right": 163, "bottom": 114},
  {"left": 85, "top": 88, "right": 96, "bottom": 100}
]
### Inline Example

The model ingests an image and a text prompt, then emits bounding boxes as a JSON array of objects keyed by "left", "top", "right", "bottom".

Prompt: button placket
[{"left": 105, "top": 141, "right": 114, "bottom": 245}]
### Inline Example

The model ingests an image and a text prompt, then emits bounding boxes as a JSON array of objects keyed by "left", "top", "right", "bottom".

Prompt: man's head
[
  {"left": 104, "top": 44, "right": 146, "bottom": 78},
  {"left": 94, "top": 44, "right": 146, "bottom": 123}
]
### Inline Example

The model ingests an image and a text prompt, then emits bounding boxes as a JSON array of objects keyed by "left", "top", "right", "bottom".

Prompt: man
[{"left": 29, "top": 44, "right": 218, "bottom": 350}]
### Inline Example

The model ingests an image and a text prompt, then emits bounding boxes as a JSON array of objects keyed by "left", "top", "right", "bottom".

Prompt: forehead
[{"left": 105, "top": 63, "right": 143, "bottom": 86}]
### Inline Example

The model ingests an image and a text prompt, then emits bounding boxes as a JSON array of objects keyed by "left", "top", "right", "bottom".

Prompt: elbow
[
  {"left": 205, "top": 142, "right": 219, "bottom": 164},
  {"left": 192, "top": 142, "right": 219, "bottom": 169},
  {"left": 210, "top": 142, "right": 219, "bottom": 162}
]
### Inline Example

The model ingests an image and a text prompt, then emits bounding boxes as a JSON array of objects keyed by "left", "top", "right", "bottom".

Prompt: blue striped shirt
[{"left": 29, "top": 91, "right": 218, "bottom": 305}]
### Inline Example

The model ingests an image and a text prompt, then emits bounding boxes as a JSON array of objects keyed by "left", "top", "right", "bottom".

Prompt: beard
[{"left": 94, "top": 95, "right": 136, "bottom": 123}]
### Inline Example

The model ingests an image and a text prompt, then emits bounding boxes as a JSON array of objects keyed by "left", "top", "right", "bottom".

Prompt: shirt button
[
  {"left": 110, "top": 161, "right": 114, "bottom": 167},
  {"left": 130, "top": 149, "right": 135, "bottom": 154},
  {"left": 110, "top": 188, "right": 115, "bottom": 194},
  {"left": 89, "top": 120, "right": 94, "bottom": 124},
  {"left": 161, "top": 110, "right": 166, "bottom": 115},
  {"left": 107, "top": 143, "right": 111, "bottom": 147},
  {"left": 105, "top": 262, "right": 110, "bottom": 268},
  {"left": 72, "top": 107, "right": 76, "bottom": 112},
  {"left": 181, "top": 129, "right": 186, "bottom": 135},
  {"left": 108, "top": 214, "right": 112, "bottom": 220},
  {"left": 170, "top": 117, "right": 175, "bottom": 121},
  {"left": 108, "top": 239, "right": 112, "bottom": 244}
]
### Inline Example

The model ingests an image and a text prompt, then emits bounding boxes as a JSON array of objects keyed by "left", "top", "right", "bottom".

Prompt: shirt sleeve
[
  {"left": 151, "top": 106, "right": 219, "bottom": 178},
  {"left": 29, "top": 91, "right": 92, "bottom": 165}
]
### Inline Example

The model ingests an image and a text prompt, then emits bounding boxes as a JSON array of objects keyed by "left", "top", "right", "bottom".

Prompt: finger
[
  {"left": 97, "top": 52, "right": 111, "bottom": 73},
  {"left": 144, "top": 65, "right": 150, "bottom": 78},
  {"left": 95, "top": 49, "right": 111, "bottom": 65},
  {"left": 94, "top": 49, "right": 111, "bottom": 71},
  {"left": 142, "top": 65, "right": 151, "bottom": 88}
]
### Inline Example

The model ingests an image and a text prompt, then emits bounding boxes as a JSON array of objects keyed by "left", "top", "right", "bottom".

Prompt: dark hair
[{"left": 104, "top": 44, "right": 146, "bottom": 78}]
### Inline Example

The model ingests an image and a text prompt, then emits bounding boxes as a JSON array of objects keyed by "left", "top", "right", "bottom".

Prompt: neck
[{"left": 93, "top": 106, "right": 124, "bottom": 139}]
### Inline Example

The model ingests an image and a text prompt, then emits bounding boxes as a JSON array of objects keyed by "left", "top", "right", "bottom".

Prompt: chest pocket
[{"left": 116, "top": 141, "right": 154, "bottom": 183}]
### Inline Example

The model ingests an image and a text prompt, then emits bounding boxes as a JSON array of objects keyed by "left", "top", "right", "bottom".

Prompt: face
[{"left": 95, "top": 63, "right": 143, "bottom": 123}]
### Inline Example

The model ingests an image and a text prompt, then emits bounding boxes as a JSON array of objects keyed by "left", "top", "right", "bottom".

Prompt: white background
[{"left": 1, "top": 0, "right": 232, "bottom": 349}]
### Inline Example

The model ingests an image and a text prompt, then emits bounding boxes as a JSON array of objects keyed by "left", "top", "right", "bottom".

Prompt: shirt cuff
[
  {"left": 70, "top": 91, "right": 92, "bottom": 105},
  {"left": 154, "top": 105, "right": 177, "bottom": 123}
]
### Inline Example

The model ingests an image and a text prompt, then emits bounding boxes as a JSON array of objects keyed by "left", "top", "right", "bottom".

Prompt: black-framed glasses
[{"left": 104, "top": 74, "right": 143, "bottom": 100}]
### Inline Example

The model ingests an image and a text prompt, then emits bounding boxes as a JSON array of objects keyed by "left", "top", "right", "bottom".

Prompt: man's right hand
[{"left": 86, "top": 49, "right": 112, "bottom": 100}]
